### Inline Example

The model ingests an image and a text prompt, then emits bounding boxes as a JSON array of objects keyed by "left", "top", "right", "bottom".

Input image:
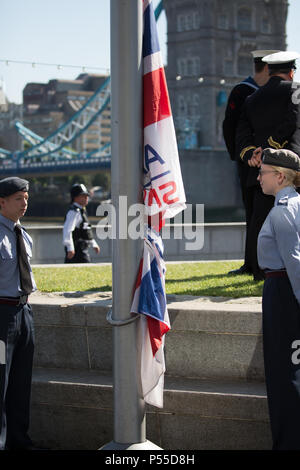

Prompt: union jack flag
[
  {"left": 131, "top": 227, "right": 169, "bottom": 408},
  {"left": 131, "top": 0, "right": 186, "bottom": 408}
]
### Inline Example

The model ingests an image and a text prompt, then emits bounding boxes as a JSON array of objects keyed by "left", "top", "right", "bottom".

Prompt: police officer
[
  {"left": 63, "top": 183, "right": 100, "bottom": 263},
  {"left": 257, "top": 148, "right": 300, "bottom": 449},
  {"left": 236, "top": 51, "right": 300, "bottom": 280},
  {"left": 0, "top": 177, "right": 36, "bottom": 450},
  {"left": 223, "top": 49, "right": 279, "bottom": 276}
]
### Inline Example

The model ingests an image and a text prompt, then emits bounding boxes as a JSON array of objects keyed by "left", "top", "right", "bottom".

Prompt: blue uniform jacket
[{"left": 258, "top": 186, "right": 300, "bottom": 304}]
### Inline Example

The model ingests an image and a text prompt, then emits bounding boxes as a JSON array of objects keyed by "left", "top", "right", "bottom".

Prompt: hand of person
[
  {"left": 94, "top": 246, "right": 100, "bottom": 255},
  {"left": 248, "top": 147, "right": 263, "bottom": 167},
  {"left": 67, "top": 250, "right": 75, "bottom": 259},
  {"left": 253, "top": 146, "right": 263, "bottom": 164}
]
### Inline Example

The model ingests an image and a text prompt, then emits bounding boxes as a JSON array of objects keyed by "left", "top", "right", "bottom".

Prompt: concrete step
[
  {"left": 28, "top": 291, "right": 270, "bottom": 449},
  {"left": 30, "top": 368, "right": 271, "bottom": 450},
  {"left": 30, "top": 291, "right": 264, "bottom": 381},
  {"left": 167, "top": 295, "right": 264, "bottom": 381}
]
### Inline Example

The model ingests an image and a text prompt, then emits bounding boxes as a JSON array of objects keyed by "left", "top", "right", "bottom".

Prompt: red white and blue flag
[
  {"left": 131, "top": 227, "right": 169, "bottom": 408},
  {"left": 131, "top": 0, "right": 186, "bottom": 408}
]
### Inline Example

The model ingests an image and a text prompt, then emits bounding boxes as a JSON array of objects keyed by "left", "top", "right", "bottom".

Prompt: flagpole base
[{"left": 99, "top": 440, "right": 162, "bottom": 450}]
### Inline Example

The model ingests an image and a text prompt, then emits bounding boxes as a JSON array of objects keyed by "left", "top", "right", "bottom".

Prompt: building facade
[
  {"left": 0, "top": 80, "right": 23, "bottom": 152},
  {"left": 22, "top": 73, "right": 111, "bottom": 154},
  {"left": 164, "top": 0, "right": 288, "bottom": 151}
]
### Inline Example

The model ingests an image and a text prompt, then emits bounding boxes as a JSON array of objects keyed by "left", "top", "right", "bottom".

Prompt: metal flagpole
[{"left": 101, "top": 0, "right": 161, "bottom": 450}]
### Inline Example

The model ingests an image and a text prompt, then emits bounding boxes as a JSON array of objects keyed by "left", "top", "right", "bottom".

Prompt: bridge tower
[{"left": 163, "top": 0, "right": 288, "bottom": 151}]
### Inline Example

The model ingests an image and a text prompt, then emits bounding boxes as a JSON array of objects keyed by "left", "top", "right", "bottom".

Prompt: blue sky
[{"left": 0, "top": 0, "right": 299, "bottom": 104}]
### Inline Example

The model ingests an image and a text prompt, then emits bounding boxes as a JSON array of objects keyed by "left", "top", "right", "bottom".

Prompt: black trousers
[
  {"left": 0, "top": 303, "right": 34, "bottom": 450},
  {"left": 246, "top": 185, "right": 274, "bottom": 278},
  {"left": 263, "top": 277, "right": 300, "bottom": 449},
  {"left": 64, "top": 241, "right": 91, "bottom": 264}
]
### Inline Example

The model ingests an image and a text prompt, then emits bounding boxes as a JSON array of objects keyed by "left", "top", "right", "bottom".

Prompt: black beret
[
  {"left": 70, "top": 183, "right": 89, "bottom": 199},
  {"left": 0, "top": 177, "right": 29, "bottom": 197},
  {"left": 262, "top": 148, "right": 300, "bottom": 172}
]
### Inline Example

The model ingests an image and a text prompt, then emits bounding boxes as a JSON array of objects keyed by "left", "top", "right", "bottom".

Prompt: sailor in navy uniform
[
  {"left": 236, "top": 51, "right": 300, "bottom": 280},
  {"left": 223, "top": 49, "right": 279, "bottom": 276},
  {"left": 257, "top": 148, "right": 300, "bottom": 449},
  {"left": 0, "top": 177, "right": 36, "bottom": 450},
  {"left": 63, "top": 183, "right": 100, "bottom": 263}
]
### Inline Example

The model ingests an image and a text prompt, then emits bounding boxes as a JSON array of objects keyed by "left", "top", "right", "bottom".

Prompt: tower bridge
[
  {"left": 0, "top": 77, "right": 111, "bottom": 178},
  {"left": 0, "top": 1, "right": 164, "bottom": 179}
]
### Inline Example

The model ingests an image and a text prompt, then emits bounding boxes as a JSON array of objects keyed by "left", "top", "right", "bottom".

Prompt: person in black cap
[
  {"left": 236, "top": 51, "right": 300, "bottom": 280},
  {"left": 0, "top": 177, "right": 36, "bottom": 450},
  {"left": 223, "top": 49, "right": 279, "bottom": 276},
  {"left": 63, "top": 183, "right": 100, "bottom": 263},
  {"left": 257, "top": 148, "right": 300, "bottom": 449}
]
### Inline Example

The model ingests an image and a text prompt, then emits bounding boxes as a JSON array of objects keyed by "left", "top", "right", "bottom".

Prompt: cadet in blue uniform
[
  {"left": 63, "top": 183, "right": 100, "bottom": 263},
  {"left": 0, "top": 177, "right": 36, "bottom": 450},
  {"left": 223, "top": 49, "right": 278, "bottom": 276},
  {"left": 236, "top": 51, "right": 300, "bottom": 281},
  {"left": 257, "top": 148, "right": 300, "bottom": 450}
]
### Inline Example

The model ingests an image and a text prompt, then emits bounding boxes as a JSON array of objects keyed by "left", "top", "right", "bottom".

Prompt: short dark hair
[
  {"left": 268, "top": 61, "right": 296, "bottom": 76},
  {"left": 269, "top": 68, "right": 292, "bottom": 76},
  {"left": 255, "top": 62, "right": 266, "bottom": 73}
]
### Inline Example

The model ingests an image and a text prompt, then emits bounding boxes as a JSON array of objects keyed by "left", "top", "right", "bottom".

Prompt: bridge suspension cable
[
  {"left": 17, "top": 76, "right": 110, "bottom": 160},
  {"left": 15, "top": 121, "right": 79, "bottom": 158}
]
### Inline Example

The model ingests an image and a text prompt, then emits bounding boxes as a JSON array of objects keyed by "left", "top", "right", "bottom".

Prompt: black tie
[{"left": 14, "top": 224, "right": 33, "bottom": 294}]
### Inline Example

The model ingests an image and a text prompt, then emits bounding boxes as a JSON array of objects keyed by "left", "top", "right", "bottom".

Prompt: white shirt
[
  {"left": 0, "top": 214, "right": 37, "bottom": 297},
  {"left": 63, "top": 203, "right": 98, "bottom": 252}
]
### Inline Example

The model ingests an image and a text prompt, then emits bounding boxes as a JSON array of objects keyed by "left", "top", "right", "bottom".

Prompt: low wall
[
  {"left": 27, "top": 223, "right": 246, "bottom": 264},
  {"left": 29, "top": 292, "right": 270, "bottom": 450}
]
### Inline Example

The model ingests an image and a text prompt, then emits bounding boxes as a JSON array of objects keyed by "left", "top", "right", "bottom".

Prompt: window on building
[
  {"left": 193, "top": 12, "right": 200, "bottom": 29},
  {"left": 189, "top": 57, "right": 200, "bottom": 76},
  {"left": 177, "top": 11, "right": 201, "bottom": 32},
  {"left": 190, "top": 94, "right": 200, "bottom": 117},
  {"left": 177, "top": 57, "right": 200, "bottom": 77},
  {"left": 237, "top": 8, "right": 252, "bottom": 31},
  {"left": 261, "top": 17, "right": 271, "bottom": 33},
  {"left": 185, "top": 13, "right": 193, "bottom": 30},
  {"left": 218, "top": 14, "right": 229, "bottom": 29},
  {"left": 178, "top": 95, "right": 187, "bottom": 116},
  {"left": 177, "top": 14, "right": 185, "bottom": 32},
  {"left": 186, "top": 58, "right": 193, "bottom": 76},
  {"left": 238, "top": 55, "right": 253, "bottom": 76},
  {"left": 177, "top": 58, "right": 186, "bottom": 76}
]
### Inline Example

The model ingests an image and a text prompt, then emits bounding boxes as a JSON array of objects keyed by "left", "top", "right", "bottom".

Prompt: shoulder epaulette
[{"left": 277, "top": 196, "right": 289, "bottom": 206}]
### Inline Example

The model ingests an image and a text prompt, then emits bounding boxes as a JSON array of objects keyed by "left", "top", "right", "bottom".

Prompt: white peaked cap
[
  {"left": 262, "top": 51, "right": 300, "bottom": 64},
  {"left": 251, "top": 50, "right": 281, "bottom": 59}
]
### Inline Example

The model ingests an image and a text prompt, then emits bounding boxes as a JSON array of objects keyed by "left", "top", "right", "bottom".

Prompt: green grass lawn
[{"left": 32, "top": 261, "right": 263, "bottom": 298}]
